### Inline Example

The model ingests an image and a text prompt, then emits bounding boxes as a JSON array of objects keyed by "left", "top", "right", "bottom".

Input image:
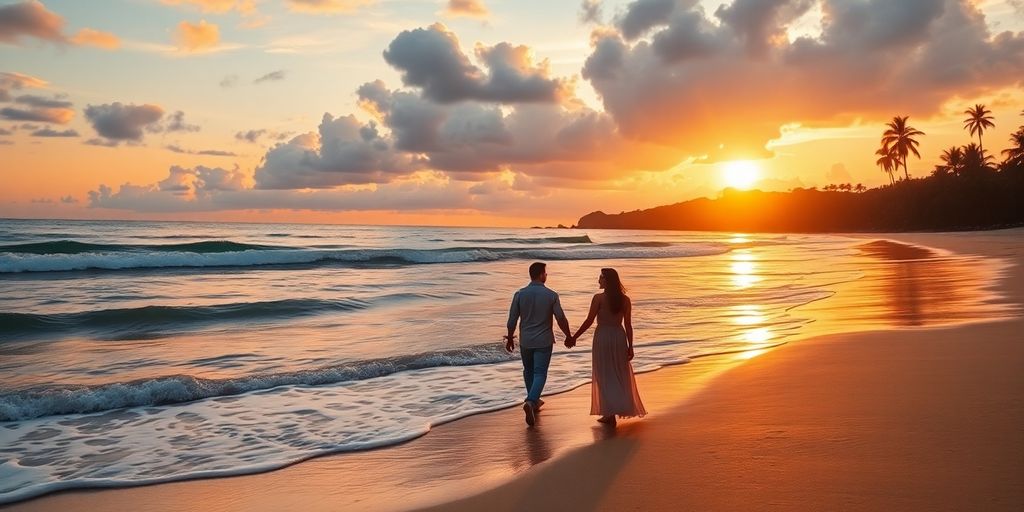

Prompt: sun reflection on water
[
  {"left": 732, "top": 304, "right": 766, "bottom": 325},
  {"left": 743, "top": 327, "right": 773, "bottom": 343},
  {"left": 730, "top": 249, "right": 761, "bottom": 289}
]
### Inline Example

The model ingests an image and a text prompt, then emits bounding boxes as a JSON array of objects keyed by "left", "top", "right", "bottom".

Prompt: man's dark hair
[{"left": 529, "top": 262, "right": 546, "bottom": 280}]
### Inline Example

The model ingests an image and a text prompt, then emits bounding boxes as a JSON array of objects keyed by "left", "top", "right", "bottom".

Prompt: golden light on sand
[{"left": 722, "top": 160, "right": 760, "bottom": 190}]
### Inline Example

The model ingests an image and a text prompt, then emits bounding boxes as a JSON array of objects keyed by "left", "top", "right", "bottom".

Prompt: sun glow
[{"left": 722, "top": 160, "right": 761, "bottom": 190}]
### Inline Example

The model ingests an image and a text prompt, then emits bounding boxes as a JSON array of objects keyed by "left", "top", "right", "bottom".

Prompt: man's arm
[{"left": 505, "top": 291, "right": 520, "bottom": 352}]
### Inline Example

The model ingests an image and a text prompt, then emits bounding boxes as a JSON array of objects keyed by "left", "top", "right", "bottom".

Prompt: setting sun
[{"left": 722, "top": 161, "right": 761, "bottom": 190}]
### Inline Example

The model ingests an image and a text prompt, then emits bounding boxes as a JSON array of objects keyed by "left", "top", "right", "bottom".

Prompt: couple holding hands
[{"left": 504, "top": 262, "right": 646, "bottom": 427}]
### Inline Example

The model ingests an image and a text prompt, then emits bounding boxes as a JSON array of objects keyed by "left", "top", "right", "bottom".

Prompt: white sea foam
[
  {"left": 0, "top": 244, "right": 729, "bottom": 273},
  {"left": 0, "top": 338, "right": 733, "bottom": 504}
]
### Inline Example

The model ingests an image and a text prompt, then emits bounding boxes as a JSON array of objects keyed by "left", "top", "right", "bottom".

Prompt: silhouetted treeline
[
  {"left": 576, "top": 169, "right": 1024, "bottom": 232},
  {"left": 578, "top": 108, "right": 1024, "bottom": 233}
]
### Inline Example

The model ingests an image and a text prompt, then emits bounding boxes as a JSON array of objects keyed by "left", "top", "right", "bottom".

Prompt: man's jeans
[{"left": 520, "top": 346, "right": 553, "bottom": 403}]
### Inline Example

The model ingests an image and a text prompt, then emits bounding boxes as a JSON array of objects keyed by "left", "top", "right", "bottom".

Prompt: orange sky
[{"left": 1, "top": 0, "right": 1023, "bottom": 226}]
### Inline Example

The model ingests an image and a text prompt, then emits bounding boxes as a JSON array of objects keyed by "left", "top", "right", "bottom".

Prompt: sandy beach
[{"left": 5, "top": 230, "right": 1022, "bottom": 512}]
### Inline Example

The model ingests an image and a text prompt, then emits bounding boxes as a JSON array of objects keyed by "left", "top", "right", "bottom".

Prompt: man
[{"left": 505, "top": 261, "right": 573, "bottom": 426}]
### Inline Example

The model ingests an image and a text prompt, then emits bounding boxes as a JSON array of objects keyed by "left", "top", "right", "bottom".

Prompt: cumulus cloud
[
  {"left": 382, "top": 24, "right": 573, "bottom": 104},
  {"left": 31, "top": 127, "right": 78, "bottom": 137},
  {"left": 254, "top": 113, "right": 419, "bottom": 189},
  {"left": 85, "top": 163, "right": 618, "bottom": 216},
  {"left": 71, "top": 28, "right": 120, "bottom": 49},
  {"left": 0, "top": 127, "right": 12, "bottom": 135},
  {"left": 90, "top": 164, "right": 251, "bottom": 210},
  {"left": 174, "top": 19, "right": 219, "bottom": 52},
  {"left": 253, "top": 70, "right": 286, "bottom": 84},
  {"left": 582, "top": 0, "right": 1024, "bottom": 161},
  {"left": 285, "top": 0, "right": 373, "bottom": 14},
  {"left": 219, "top": 74, "right": 239, "bottom": 87},
  {"left": 580, "top": 0, "right": 603, "bottom": 24},
  {"left": 88, "top": 166, "right": 489, "bottom": 213},
  {"left": 356, "top": 80, "right": 683, "bottom": 181},
  {"left": 616, "top": 0, "right": 679, "bottom": 40},
  {"left": 444, "top": 0, "right": 489, "bottom": 19},
  {"left": 85, "top": 102, "right": 165, "bottom": 141}
]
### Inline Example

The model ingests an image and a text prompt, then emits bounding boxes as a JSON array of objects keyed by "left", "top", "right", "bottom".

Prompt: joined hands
[{"left": 564, "top": 334, "right": 577, "bottom": 349}]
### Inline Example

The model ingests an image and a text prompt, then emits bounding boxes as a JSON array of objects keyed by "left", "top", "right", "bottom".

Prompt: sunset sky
[{"left": 1, "top": 0, "right": 1023, "bottom": 226}]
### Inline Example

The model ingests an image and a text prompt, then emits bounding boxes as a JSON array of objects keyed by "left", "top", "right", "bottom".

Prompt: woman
[{"left": 571, "top": 268, "right": 646, "bottom": 424}]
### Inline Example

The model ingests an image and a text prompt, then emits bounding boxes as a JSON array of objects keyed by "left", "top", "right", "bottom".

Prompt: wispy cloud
[
  {"left": 161, "top": 0, "right": 269, "bottom": 29},
  {"left": 166, "top": 144, "right": 239, "bottom": 156},
  {"left": 0, "top": 1, "right": 65, "bottom": 45},
  {"left": 444, "top": 0, "right": 489, "bottom": 19},
  {"left": 253, "top": 70, "right": 286, "bottom": 84},
  {"left": 285, "top": 0, "right": 375, "bottom": 14},
  {"left": 71, "top": 28, "right": 120, "bottom": 50},
  {"left": 31, "top": 127, "right": 79, "bottom": 137},
  {"left": 0, "top": 1, "right": 119, "bottom": 49},
  {"left": 0, "top": 105, "right": 74, "bottom": 124},
  {"left": 174, "top": 19, "right": 220, "bottom": 52}
]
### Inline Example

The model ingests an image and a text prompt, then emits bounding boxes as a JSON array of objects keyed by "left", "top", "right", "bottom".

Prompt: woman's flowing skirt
[{"left": 590, "top": 324, "right": 647, "bottom": 417}]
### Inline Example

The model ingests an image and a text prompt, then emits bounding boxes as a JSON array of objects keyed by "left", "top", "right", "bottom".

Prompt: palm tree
[
  {"left": 963, "top": 104, "right": 995, "bottom": 152},
  {"left": 939, "top": 146, "right": 964, "bottom": 175},
  {"left": 1002, "top": 128, "right": 1024, "bottom": 168},
  {"left": 875, "top": 147, "right": 896, "bottom": 185},
  {"left": 961, "top": 143, "right": 995, "bottom": 173},
  {"left": 882, "top": 116, "right": 924, "bottom": 180},
  {"left": 854, "top": 183, "right": 866, "bottom": 193}
]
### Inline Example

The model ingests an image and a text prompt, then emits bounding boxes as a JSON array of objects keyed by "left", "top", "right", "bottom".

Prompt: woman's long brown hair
[{"left": 601, "top": 268, "right": 626, "bottom": 313}]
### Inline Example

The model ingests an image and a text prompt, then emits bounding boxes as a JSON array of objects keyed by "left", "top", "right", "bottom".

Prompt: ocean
[{"left": 0, "top": 219, "right": 1010, "bottom": 504}]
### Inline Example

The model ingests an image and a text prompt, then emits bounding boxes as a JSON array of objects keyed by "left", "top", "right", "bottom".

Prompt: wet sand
[{"left": 5, "top": 230, "right": 1022, "bottom": 512}]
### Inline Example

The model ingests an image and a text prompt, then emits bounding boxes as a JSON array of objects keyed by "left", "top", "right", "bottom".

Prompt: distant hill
[{"left": 576, "top": 171, "right": 1024, "bottom": 232}]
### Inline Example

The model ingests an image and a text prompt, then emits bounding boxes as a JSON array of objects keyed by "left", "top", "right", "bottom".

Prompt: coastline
[{"left": 4, "top": 230, "right": 1022, "bottom": 511}]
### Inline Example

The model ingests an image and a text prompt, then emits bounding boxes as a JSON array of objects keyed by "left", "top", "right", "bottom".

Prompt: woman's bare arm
[
  {"left": 624, "top": 296, "right": 634, "bottom": 360},
  {"left": 572, "top": 294, "right": 601, "bottom": 340}
]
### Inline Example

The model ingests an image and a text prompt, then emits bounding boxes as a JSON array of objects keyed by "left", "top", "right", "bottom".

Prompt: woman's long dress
[{"left": 590, "top": 301, "right": 647, "bottom": 417}]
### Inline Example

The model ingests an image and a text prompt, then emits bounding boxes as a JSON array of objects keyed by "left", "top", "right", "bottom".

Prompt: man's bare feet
[{"left": 523, "top": 401, "right": 537, "bottom": 426}]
